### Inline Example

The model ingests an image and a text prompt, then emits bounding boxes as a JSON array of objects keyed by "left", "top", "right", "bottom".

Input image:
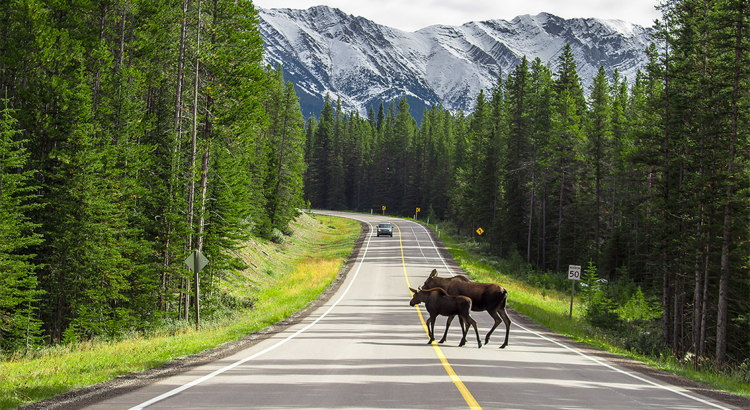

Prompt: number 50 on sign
[{"left": 568, "top": 265, "right": 581, "bottom": 280}]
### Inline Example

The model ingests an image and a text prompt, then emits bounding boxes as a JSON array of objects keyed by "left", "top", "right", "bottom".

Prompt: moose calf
[{"left": 409, "top": 287, "right": 482, "bottom": 348}]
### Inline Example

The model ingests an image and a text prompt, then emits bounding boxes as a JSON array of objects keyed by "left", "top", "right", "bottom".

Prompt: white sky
[{"left": 251, "top": 0, "right": 663, "bottom": 32}]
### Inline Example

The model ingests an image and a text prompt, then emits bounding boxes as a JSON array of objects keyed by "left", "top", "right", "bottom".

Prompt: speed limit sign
[{"left": 568, "top": 265, "right": 581, "bottom": 280}]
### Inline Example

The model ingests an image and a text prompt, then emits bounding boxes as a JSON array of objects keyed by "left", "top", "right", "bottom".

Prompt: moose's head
[
  {"left": 408, "top": 287, "right": 424, "bottom": 306},
  {"left": 422, "top": 269, "right": 441, "bottom": 289}
]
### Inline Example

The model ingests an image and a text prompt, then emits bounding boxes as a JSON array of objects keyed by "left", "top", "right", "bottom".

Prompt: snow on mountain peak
[{"left": 257, "top": 6, "right": 655, "bottom": 119}]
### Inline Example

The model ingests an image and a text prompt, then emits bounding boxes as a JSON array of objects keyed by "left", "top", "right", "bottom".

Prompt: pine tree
[
  {"left": 326, "top": 98, "right": 346, "bottom": 210},
  {"left": 0, "top": 99, "right": 44, "bottom": 352},
  {"left": 503, "top": 58, "right": 532, "bottom": 255},
  {"left": 263, "top": 66, "right": 306, "bottom": 234},
  {"left": 585, "top": 66, "right": 613, "bottom": 261},
  {"left": 550, "top": 45, "right": 586, "bottom": 271},
  {"left": 303, "top": 114, "right": 317, "bottom": 207},
  {"left": 308, "top": 97, "right": 333, "bottom": 209},
  {"left": 393, "top": 97, "right": 415, "bottom": 214},
  {"left": 529, "top": 58, "right": 554, "bottom": 269}
]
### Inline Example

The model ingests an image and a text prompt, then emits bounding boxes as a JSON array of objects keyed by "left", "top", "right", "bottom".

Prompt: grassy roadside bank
[
  {"left": 0, "top": 213, "right": 361, "bottom": 410},
  {"left": 428, "top": 222, "right": 750, "bottom": 400}
]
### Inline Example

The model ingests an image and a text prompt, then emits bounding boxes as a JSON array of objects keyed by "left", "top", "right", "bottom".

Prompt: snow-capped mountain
[{"left": 258, "top": 6, "right": 655, "bottom": 119}]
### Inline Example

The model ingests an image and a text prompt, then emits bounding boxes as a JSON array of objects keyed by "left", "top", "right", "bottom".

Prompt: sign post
[
  {"left": 184, "top": 250, "right": 209, "bottom": 330},
  {"left": 382, "top": 205, "right": 386, "bottom": 215},
  {"left": 568, "top": 264, "right": 581, "bottom": 318},
  {"left": 416, "top": 207, "right": 420, "bottom": 220}
]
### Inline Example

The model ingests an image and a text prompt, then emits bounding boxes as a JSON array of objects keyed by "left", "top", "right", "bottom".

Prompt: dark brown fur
[
  {"left": 409, "top": 287, "right": 482, "bottom": 348},
  {"left": 422, "top": 269, "right": 511, "bottom": 348}
]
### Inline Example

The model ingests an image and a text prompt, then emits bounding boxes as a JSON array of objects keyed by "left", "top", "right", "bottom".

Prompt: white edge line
[
  {"left": 128, "top": 218, "right": 374, "bottom": 410},
  {"left": 514, "top": 322, "right": 734, "bottom": 410}
]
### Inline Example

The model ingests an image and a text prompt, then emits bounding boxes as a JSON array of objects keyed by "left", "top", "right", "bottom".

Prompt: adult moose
[
  {"left": 409, "top": 287, "right": 482, "bottom": 348},
  {"left": 422, "top": 269, "right": 511, "bottom": 348}
]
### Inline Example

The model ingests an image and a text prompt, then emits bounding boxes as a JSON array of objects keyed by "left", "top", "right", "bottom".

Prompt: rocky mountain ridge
[{"left": 258, "top": 6, "right": 656, "bottom": 119}]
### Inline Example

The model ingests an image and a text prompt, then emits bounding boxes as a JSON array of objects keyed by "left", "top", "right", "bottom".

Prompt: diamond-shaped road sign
[
  {"left": 184, "top": 250, "right": 209, "bottom": 273},
  {"left": 476, "top": 227, "right": 484, "bottom": 235}
]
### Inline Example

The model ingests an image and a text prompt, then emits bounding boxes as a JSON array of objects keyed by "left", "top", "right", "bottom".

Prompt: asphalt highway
[{"left": 79, "top": 211, "right": 741, "bottom": 410}]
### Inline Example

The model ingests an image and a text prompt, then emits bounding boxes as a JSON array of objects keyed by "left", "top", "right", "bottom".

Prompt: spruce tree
[
  {"left": 585, "top": 66, "right": 613, "bottom": 260},
  {"left": 503, "top": 58, "right": 532, "bottom": 255},
  {"left": 550, "top": 45, "right": 585, "bottom": 271},
  {"left": 529, "top": 58, "right": 554, "bottom": 269},
  {"left": 263, "top": 67, "right": 306, "bottom": 234},
  {"left": 0, "top": 99, "right": 44, "bottom": 352}
]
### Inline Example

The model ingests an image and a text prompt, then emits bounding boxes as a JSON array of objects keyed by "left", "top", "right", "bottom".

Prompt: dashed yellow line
[{"left": 394, "top": 222, "right": 482, "bottom": 410}]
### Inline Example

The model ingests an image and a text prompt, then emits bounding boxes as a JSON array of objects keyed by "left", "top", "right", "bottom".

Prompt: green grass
[
  {"left": 0, "top": 213, "right": 360, "bottom": 410},
  {"left": 431, "top": 222, "right": 750, "bottom": 399}
]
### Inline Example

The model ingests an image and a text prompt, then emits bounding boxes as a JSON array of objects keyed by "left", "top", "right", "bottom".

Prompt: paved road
[{"left": 81, "top": 212, "right": 740, "bottom": 410}]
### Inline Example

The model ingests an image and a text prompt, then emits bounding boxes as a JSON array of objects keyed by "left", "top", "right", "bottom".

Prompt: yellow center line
[{"left": 395, "top": 222, "right": 482, "bottom": 410}]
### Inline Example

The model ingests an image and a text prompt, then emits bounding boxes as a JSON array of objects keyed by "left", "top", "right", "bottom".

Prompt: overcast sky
[{"left": 251, "top": 0, "right": 663, "bottom": 32}]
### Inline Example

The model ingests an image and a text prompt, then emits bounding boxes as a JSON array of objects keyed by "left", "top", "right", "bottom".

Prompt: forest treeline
[
  {"left": 0, "top": 0, "right": 306, "bottom": 352},
  {"left": 303, "top": 0, "right": 749, "bottom": 366}
]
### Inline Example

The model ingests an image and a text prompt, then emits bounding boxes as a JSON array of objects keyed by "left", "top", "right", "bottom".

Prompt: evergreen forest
[
  {"left": 303, "top": 0, "right": 750, "bottom": 368},
  {"left": 0, "top": 0, "right": 306, "bottom": 351},
  {"left": 0, "top": 0, "right": 749, "bottom": 377}
]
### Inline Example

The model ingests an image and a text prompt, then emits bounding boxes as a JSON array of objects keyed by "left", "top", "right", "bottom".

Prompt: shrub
[
  {"left": 581, "top": 261, "right": 622, "bottom": 330},
  {"left": 202, "top": 292, "right": 255, "bottom": 319},
  {"left": 282, "top": 225, "right": 294, "bottom": 237},
  {"left": 620, "top": 322, "right": 667, "bottom": 357},
  {"left": 619, "top": 287, "right": 660, "bottom": 322},
  {"left": 585, "top": 291, "right": 622, "bottom": 330},
  {"left": 735, "top": 359, "right": 750, "bottom": 385},
  {"left": 270, "top": 228, "right": 286, "bottom": 244}
]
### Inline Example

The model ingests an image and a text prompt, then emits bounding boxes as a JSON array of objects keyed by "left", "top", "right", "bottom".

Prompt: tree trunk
[
  {"left": 595, "top": 135, "right": 601, "bottom": 255},
  {"left": 693, "top": 234, "right": 702, "bottom": 360},
  {"left": 527, "top": 162, "right": 535, "bottom": 264},
  {"left": 175, "top": 0, "right": 189, "bottom": 130},
  {"left": 663, "top": 263, "right": 672, "bottom": 348},
  {"left": 272, "top": 91, "right": 291, "bottom": 227},
  {"left": 556, "top": 170, "right": 564, "bottom": 271},
  {"left": 716, "top": 2, "right": 743, "bottom": 365},
  {"left": 187, "top": 0, "right": 203, "bottom": 250},
  {"left": 118, "top": 3, "right": 127, "bottom": 68},
  {"left": 92, "top": 3, "right": 107, "bottom": 113},
  {"left": 541, "top": 170, "right": 547, "bottom": 270},
  {"left": 673, "top": 274, "right": 683, "bottom": 354},
  {"left": 700, "top": 242, "right": 710, "bottom": 357}
]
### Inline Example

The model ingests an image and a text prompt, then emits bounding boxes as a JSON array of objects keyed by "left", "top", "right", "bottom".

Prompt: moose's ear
[
  {"left": 409, "top": 287, "right": 418, "bottom": 294},
  {"left": 430, "top": 269, "right": 438, "bottom": 277}
]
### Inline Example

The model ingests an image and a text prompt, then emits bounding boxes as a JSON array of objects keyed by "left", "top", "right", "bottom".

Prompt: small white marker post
[{"left": 568, "top": 264, "right": 581, "bottom": 319}]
